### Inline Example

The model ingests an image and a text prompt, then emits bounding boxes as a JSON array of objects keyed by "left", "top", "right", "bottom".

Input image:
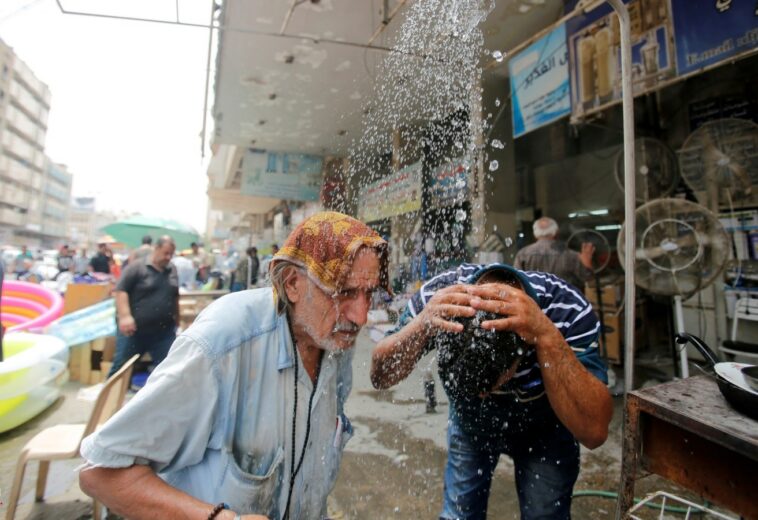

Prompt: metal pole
[
  {"left": 605, "top": 0, "right": 636, "bottom": 394},
  {"left": 200, "top": 0, "right": 216, "bottom": 159},
  {"left": 674, "top": 295, "right": 689, "bottom": 378}
]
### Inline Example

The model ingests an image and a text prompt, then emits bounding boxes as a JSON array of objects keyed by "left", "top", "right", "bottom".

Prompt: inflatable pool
[
  {"left": 0, "top": 333, "right": 68, "bottom": 433},
  {"left": 1, "top": 280, "right": 63, "bottom": 333}
]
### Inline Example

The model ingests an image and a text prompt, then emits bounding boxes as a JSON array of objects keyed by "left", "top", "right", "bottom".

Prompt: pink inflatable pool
[{"left": 1, "top": 280, "right": 64, "bottom": 332}]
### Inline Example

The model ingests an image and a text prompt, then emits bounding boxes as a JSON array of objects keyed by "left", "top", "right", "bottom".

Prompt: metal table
[{"left": 617, "top": 376, "right": 758, "bottom": 519}]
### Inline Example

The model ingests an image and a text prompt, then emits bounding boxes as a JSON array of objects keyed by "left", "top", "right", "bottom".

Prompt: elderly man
[
  {"left": 372, "top": 263, "right": 612, "bottom": 519},
  {"left": 514, "top": 216, "right": 594, "bottom": 289},
  {"left": 80, "top": 212, "right": 388, "bottom": 520}
]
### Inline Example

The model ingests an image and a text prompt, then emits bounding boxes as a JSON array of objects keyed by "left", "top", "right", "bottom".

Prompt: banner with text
[
  {"left": 509, "top": 23, "right": 571, "bottom": 138},
  {"left": 429, "top": 159, "right": 469, "bottom": 207},
  {"left": 241, "top": 150, "right": 323, "bottom": 201},
  {"left": 671, "top": 0, "right": 758, "bottom": 77},
  {"left": 358, "top": 162, "right": 423, "bottom": 222}
]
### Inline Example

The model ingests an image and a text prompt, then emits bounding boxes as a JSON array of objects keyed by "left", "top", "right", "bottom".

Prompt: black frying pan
[{"left": 675, "top": 333, "right": 758, "bottom": 421}]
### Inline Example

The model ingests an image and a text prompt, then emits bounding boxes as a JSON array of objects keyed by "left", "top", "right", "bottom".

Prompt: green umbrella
[{"left": 101, "top": 216, "right": 200, "bottom": 250}]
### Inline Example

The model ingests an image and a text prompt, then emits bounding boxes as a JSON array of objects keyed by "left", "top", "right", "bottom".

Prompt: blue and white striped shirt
[{"left": 397, "top": 263, "right": 606, "bottom": 402}]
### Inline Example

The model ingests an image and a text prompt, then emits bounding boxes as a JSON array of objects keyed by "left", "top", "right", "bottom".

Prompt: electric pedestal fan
[
  {"left": 617, "top": 198, "right": 730, "bottom": 378},
  {"left": 678, "top": 118, "right": 758, "bottom": 204},
  {"left": 568, "top": 229, "right": 611, "bottom": 355},
  {"left": 615, "top": 137, "right": 679, "bottom": 204}
]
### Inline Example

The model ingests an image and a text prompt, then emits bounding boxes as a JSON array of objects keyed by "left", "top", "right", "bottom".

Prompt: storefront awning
[{"left": 207, "top": 188, "right": 280, "bottom": 215}]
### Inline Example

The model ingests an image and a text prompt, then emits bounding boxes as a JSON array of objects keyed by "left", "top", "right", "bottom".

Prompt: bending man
[
  {"left": 371, "top": 263, "right": 612, "bottom": 519},
  {"left": 80, "top": 212, "right": 389, "bottom": 520}
]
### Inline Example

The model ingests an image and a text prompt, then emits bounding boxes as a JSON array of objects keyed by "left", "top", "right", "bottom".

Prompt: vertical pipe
[
  {"left": 606, "top": 0, "right": 636, "bottom": 393},
  {"left": 674, "top": 295, "right": 689, "bottom": 378},
  {"left": 200, "top": 0, "right": 217, "bottom": 159}
]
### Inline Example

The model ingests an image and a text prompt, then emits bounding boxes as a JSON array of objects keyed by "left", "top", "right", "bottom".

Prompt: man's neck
[{"left": 291, "top": 326, "right": 323, "bottom": 383}]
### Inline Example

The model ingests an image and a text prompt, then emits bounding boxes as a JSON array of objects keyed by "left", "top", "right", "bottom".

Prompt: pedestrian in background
[
  {"left": 514, "top": 216, "right": 594, "bottom": 289},
  {"left": 232, "top": 246, "right": 259, "bottom": 291},
  {"left": 74, "top": 248, "right": 90, "bottom": 275},
  {"left": 108, "top": 235, "right": 178, "bottom": 377},
  {"left": 126, "top": 235, "right": 153, "bottom": 267},
  {"left": 55, "top": 244, "right": 75, "bottom": 278},
  {"left": 89, "top": 243, "right": 111, "bottom": 274}
]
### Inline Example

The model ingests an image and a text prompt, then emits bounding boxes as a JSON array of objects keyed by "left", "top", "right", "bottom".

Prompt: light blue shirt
[{"left": 80, "top": 288, "right": 354, "bottom": 519}]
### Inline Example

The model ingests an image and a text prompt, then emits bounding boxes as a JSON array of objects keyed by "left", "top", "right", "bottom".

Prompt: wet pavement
[{"left": 0, "top": 328, "right": 704, "bottom": 519}]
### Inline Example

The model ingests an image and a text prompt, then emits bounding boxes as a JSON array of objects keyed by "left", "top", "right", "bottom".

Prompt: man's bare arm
[
  {"left": 530, "top": 328, "right": 613, "bottom": 448},
  {"left": 470, "top": 284, "right": 612, "bottom": 449},
  {"left": 371, "top": 285, "right": 475, "bottom": 389},
  {"left": 80, "top": 465, "right": 240, "bottom": 520}
]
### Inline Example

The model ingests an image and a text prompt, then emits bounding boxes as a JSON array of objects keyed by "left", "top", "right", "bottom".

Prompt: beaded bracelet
[{"left": 207, "top": 502, "right": 230, "bottom": 520}]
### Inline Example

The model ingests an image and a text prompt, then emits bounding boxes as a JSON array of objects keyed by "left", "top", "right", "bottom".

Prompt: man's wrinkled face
[{"left": 294, "top": 248, "right": 381, "bottom": 351}]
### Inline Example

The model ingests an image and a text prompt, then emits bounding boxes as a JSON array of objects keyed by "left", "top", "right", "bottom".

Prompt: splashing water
[
  {"left": 349, "top": 0, "right": 495, "bottom": 189},
  {"left": 488, "top": 160, "right": 499, "bottom": 171}
]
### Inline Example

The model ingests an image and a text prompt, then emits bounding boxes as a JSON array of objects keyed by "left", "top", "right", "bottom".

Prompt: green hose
[{"left": 572, "top": 489, "right": 704, "bottom": 515}]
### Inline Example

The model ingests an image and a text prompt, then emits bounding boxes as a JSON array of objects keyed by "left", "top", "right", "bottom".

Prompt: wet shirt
[
  {"left": 116, "top": 261, "right": 179, "bottom": 334},
  {"left": 80, "top": 288, "right": 353, "bottom": 519},
  {"left": 513, "top": 239, "right": 592, "bottom": 289},
  {"left": 395, "top": 263, "right": 605, "bottom": 438}
]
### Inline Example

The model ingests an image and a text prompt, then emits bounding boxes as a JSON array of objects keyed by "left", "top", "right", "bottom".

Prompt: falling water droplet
[
  {"left": 488, "top": 160, "right": 499, "bottom": 171},
  {"left": 492, "top": 50, "right": 503, "bottom": 62},
  {"left": 491, "top": 139, "right": 505, "bottom": 149}
]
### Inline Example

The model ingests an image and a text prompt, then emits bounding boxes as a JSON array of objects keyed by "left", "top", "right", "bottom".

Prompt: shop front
[{"left": 482, "top": 0, "right": 758, "bottom": 375}]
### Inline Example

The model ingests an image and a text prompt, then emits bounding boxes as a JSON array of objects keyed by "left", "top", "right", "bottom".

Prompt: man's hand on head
[
  {"left": 417, "top": 284, "right": 476, "bottom": 334},
  {"left": 465, "top": 283, "right": 560, "bottom": 348}
]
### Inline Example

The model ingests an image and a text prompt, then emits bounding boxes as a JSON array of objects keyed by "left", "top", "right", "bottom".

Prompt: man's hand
[
  {"left": 466, "top": 283, "right": 559, "bottom": 347},
  {"left": 579, "top": 242, "right": 595, "bottom": 270},
  {"left": 467, "top": 282, "right": 612, "bottom": 449},
  {"left": 118, "top": 315, "right": 137, "bottom": 336},
  {"left": 371, "top": 285, "right": 475, "bottom": 389},
  {"left": 417, "top": 284, "right": 477, "bottom": 334}
]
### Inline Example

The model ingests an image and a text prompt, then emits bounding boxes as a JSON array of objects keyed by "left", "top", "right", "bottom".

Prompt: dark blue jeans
[
  {"left": 108, "top": 328, "right": 176, "bottom": 378},
  {"left": 440, "top": 410, "right": 580, "bottom": 520}
]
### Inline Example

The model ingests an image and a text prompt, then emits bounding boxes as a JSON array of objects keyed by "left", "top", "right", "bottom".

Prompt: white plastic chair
[
  {"left": 4, "top": 354, "right": 139, "bottom": 520},
  {"left": 720, "top": 297, "right": 758, "bottom": 361}
]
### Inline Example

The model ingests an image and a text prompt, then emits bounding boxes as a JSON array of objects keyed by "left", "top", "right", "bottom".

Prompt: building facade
[{"left": 0, "top": 37, "right": 64, "bottom": 248}]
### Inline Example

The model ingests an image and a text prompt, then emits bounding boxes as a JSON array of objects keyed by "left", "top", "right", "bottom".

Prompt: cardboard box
[
  {"left": 585, "top": 284, "right": 623, "bottom": 309},
  {"left": 62, "top": 284, "right": 112, "bottom": 315}
]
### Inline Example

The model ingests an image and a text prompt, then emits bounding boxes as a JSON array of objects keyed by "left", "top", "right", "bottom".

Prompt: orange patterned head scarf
[{"left": 270, "top": 211, "right": 391, "bottom": 296}]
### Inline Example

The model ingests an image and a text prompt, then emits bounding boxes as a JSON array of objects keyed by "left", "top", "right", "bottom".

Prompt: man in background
[
  {"left": 259, "top": 243, "right": 278, "bottom": 284},
  {"left": 13, "top": 245, "right": 33, "bottom": 275},
  {"left": 108, "top": 235, "right": 178, "bottom": 377},
  {"left": 74, "top": 248, "right": 90, "bottom": 275},
  {"left": 89, "top": 243, "right": 111, "bottom": 274},
  {"left": 232, "top": 246, "right": 260, "bottom": 291},
  {"left": 126, "top": 235, "right": 153, "bottom": 266},
  {"left": 190, "top": 241, "right": 210, "bottom": 284},
  {"left": 55, "top": 244, "right": 75, "bottom": 277},
  {"left": 514, "top": 216, "right": 594, "bottom": 289}
]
